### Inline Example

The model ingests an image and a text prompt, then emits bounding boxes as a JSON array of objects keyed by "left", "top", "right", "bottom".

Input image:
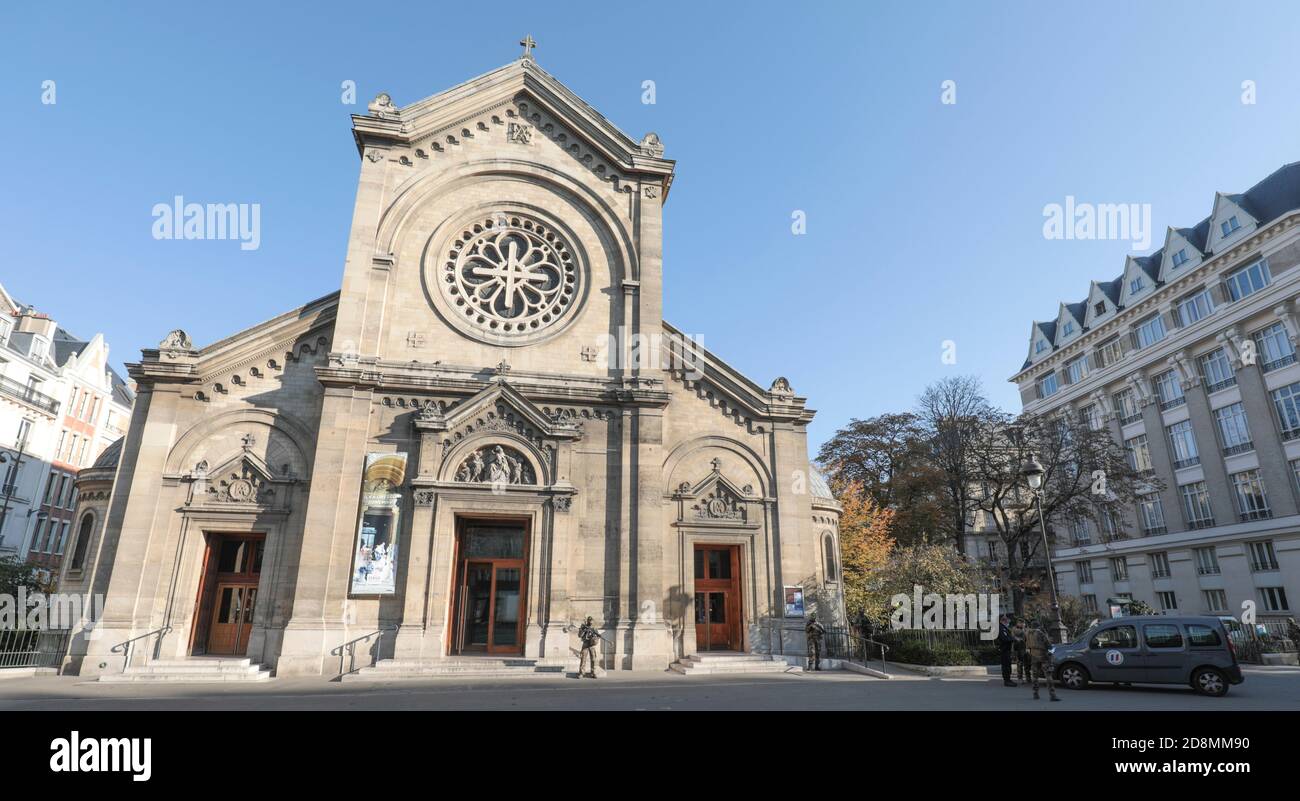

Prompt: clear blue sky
[{"left": 4, "top": 1, "right": 1300, "bottom": 450}]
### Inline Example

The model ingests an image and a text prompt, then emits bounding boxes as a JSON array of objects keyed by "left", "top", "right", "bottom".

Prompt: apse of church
[{"left": 62, "top": 44, "right": 843, "bottom": 678}]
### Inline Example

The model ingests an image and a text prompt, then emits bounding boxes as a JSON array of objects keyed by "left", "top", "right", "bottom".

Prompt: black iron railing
[
  {"left": 0, "top": 376, "right": 59, "bottom": 415},
  {"left": 0, "top": 629, "right": 70, "bottom": 669}
]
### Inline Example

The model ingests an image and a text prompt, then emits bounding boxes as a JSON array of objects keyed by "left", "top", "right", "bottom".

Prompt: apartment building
[
  {"left": 1010, "top": 163, "right": 1300, "bottom": 627},
  {"left": 0, "top": 282, "right": 133, "bottom": 584}
]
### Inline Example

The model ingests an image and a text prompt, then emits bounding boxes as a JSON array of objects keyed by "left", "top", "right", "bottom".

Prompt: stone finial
[
  {"left": 769, "top": 376, "right": 793, "bottom": 396},
  {"left": 639, "top": 132, "right": 664, "bottom": 157},
  {"left": 160, "top": 329, "right": 193, "bottom": 351},
  {"left": 368, "top": 92, "right": 398, "bottom": 118},
  {"left": 519, "top": 34, "right": 537, "bottom": 60}
]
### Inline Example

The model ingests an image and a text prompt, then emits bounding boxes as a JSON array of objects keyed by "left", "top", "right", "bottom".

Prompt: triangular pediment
[
  {"left": 195, "top": 450, "right": 283, "bottom": 506},
  {"left": 419, "top": 380, "right": 582, "bottom": 443},
  {"left": 673, "top": 462, "right": 758, "bottom": 526},
  {"left": 352, "top": 58, "right": 673, "bottom": 189}
]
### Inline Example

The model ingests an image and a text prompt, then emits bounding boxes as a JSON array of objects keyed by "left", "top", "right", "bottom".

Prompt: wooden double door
[
  {"left": 451, "top": 521, "right": 529, "bottom": 655},
  {"left": 192, "top": 533, "right": 264, "bottom": 656},
  {"left": 694, "top": 544, "right": 743, "bottom": 651}
]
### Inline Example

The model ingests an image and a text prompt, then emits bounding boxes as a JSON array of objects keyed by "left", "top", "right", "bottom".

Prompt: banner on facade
[
  {"left": 350, "top": 452, "right": 408, "bottom": 595},
  {"left": 783, "top": 585, "right": 805, "bottom": 618}
]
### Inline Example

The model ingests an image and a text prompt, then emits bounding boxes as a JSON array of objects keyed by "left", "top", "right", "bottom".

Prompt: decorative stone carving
[
  {"left": 368, "top": 92, "right": 398, "bottom": 118},
  {"left": 207, "top": 464, "right": 274, "bottom": 505},
  {"left": 160, "top": 330, "right": 193, "bottom": 350},
  {"left": 364, "top": 148, "right": 387, "bottom": 163},
  {"left": 692, "top": 483, "right": 746, "bottom": 522},
  {"left": 553, "top": 495, "right": 572, "bottom": 512},
  {"left": 769, "top": 376, "right": 793, "bottom": 396},
  {"left": 507, "top": 122, "right": 532, "bottom": 144},
  {"left": 414, "top": 489, "right": 436, "bottom": 506},
  {"left": 639, "top": 132, "right": 664, "bottom": 157},
  {"left": 454, "top": 444, "right": 536, "bottom": 485}
]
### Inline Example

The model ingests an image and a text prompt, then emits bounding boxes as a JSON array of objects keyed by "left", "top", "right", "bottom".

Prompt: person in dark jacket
[
  {"left": 995, "top": 614, "right": 1016, "bottom": 687},
  {"left": 1012, "top": 618, "right": 1029, "bottom": 682}
]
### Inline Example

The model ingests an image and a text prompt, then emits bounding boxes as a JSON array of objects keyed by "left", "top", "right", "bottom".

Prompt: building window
[
  {"left": 1157, "top": 591, "right": 1177, "bottom": 611},
  {"left": 1171, "top": 248, "right": 1190, "bottom": 268},
  {"left": 1135, "top": 315, "right": 1167, "bottom": 349},
  {"left": 1094, "top": 301, "right": 1107, "bottom": 317},
  {"left": 1179, "top": 482, "right": 1214, "bottom": 529},
  {"left": 1166, "top": 420, "right": 1199, "bottom": 469},
  {"left": 1097, "top": 507, "right": 1120, "bottom": 542},
  {"left": 1272, "top": 382, "right": 1300, "bottom": 441},
  {"left": 1220, "top": 215, "right": 1242, "bottom": 238},
  {"left": 1248, "top": 540, "right": 1279, "bottom": 572},
  {"left": 1066, "top": 355, "right": 1088, "bottom": 384},
  {"left": 1200, "top": 348, "right": 1237, "bottom": 393},
  {"left": 1076, "top": 560, "right": 1094, "bottom": 583},
  {"left": 1151, "top": 551, "right": 1171, "bottom": 579},
  {"left": 1203, "top": 589, "right": 1228, "bottom": 613},
  {"left": 1137, "top": 496, "right": 1166, "bottom": 536},
  {"left": 1035, "top": 339, "right": 1047, "bottom": 354},
  {"left": 1253, "top": 323, "right": 1296, "bottom": 372},
  {"left": 1096, "top": 337, "right": 1125, "bottom": 369},
  {"left": 1113, "top": 389, "right": 1141, "bottom": 425},
  {"left": 822, "top": 534, "right": 838, "bottom": 582},
  {"left": 1072, "top": 519, "right": 1091, "bottom": 546},
  {"left": 1082, "top": 594, "right": 1098, "bottom": 613},
  {"left": 1195, "top": 546, "right": 1221, "bottom": 576},
  {"left": 54, "top": 520, "right": 70, "bottom": 555},
  {"left": 1231, "top": 469, "right": 1271, "bottom": 521},
  {"left": 1214, "top": 403, "right": 1252, "bottom": 455},
  {"left": 1259, "top": 587, "right": 1290, "bottom": 612},
  {"left": 1080, "top": 403, "right": 1102, "bottom": 431},
  {"left": 1125, "top": 434, "right": 1153, "bottom": 472},
  {"left": 1177, "top": 289, "right": 1214, "bottom": 326},
  {"left": 68, "top": 513, "right": 95, "bottom": 572},
  {"left": 1225, "top": 259, "right": 1270, "bottom": 301},
  {"left": 1130, "top": 276, "right": 1145, "bottom": 295},
  {"left": 1062, "top": 321, "right": 1075, "bottom": 337},
  {"left": 1110, "top": 556, "right": 1129, "bottom": 581},
  {"left": 1037, "top": 372, "right": 1059, "bottom": 399},
  {"left": 1154, "top": 370, "right": 1186, "bottom": 410}
]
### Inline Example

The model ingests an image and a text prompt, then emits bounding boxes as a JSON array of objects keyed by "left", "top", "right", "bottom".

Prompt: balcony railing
[{"left": 0, "top": 375, "right": 59, "bottom": 415}]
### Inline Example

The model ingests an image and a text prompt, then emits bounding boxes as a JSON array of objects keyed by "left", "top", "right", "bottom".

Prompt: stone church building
[{"left": 63, "top": 48, "right": 843, "bottom": 678}]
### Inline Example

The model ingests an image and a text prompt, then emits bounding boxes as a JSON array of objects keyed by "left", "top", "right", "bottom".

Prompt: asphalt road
[{"left": 3, "top": 665, "right": 1298, "bottom": 711}]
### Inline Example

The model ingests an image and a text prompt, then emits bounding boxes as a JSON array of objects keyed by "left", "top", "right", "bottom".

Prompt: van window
[
  {"left": 1186, "top": 624, "right": 1222, "bottom": 647},
  {"left": 1143, "top": 624, "right": 1183, "bottom": 649},
  {"left": 1091, "top": 626, "right": 1137, "bottom": 649}
]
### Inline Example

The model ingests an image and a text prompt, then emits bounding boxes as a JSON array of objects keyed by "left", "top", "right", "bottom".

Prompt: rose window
[{"left": 442, "top": 215, "right": 579, "bottom": 335}]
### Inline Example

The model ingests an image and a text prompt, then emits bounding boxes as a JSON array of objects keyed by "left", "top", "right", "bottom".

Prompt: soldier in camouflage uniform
[
  {"left": 1025, "top": 617, "right": 1059, "bottom": 701},
  {"left": 806, "top": 614, "right": 827, "bottom": 671},
  {"left": 577, "top": 616, "right": 599, "bottom": 678}
]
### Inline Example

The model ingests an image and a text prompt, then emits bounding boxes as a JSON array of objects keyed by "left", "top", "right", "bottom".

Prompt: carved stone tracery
[{"left": 453, "top": 444, "right": 536, "bottom": 485}]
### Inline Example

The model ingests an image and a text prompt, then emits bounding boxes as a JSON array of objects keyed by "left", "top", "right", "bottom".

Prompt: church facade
[{"left": 62, "top": 50, "right": 843, "bottom": 677}]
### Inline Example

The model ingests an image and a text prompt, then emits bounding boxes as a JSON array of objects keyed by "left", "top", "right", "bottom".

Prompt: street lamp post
[{"left": 1020, "top": 454, "right": 1068, "bottom": 644}]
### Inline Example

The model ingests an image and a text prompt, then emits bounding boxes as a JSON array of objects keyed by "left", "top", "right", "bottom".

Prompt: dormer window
[
  {"left": 0, "top": 318, "right": 10, "bottom": 345},
  {"left": 29, "top": 336, "right": 48, "bottom": 361},
  {"left": 1171, "top": 248, "right": 1189, "bottom": 268},
  {"left": 1062, "top": 321, "right": 1075, "bottom": 337},
  {"left": 1220, "top": 215, "right": 1241, "bottom": 237},
  {"left": 1035, "top": 340, "right": 1047, "bottom": 354},
  {"left": 1130, "top": 276, "right": 1145, "bottom": 295},
  {"left": 1094, "top": 301, "right": 1106, "bottom": 317}
]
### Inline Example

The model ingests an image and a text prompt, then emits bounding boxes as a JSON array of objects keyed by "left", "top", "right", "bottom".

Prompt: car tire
[
  {"left": 1192, "top": 667, "right": 1229, "bottom": 697},
  {"left": 1058, "top": 662, "right": 1089, "bottom": 690}
]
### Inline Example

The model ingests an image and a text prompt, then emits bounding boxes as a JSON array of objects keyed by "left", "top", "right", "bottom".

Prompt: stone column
[
  {"left": 277, "top": 383, "right": 374, "bottom": 676},
  {"left": 628, "top": 405, "right": 669, "bottom": 669},
  {"left": 394, "top": 491, "right": 436, "bottom": 660}
]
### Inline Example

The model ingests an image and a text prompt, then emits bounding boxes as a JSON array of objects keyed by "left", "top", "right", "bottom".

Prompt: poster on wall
[
  {"left": 783, "top": 585, "right": 805, "bottom": 618},
  {"left": 349, "top": 452, "right": 408, "bottom": 595}
]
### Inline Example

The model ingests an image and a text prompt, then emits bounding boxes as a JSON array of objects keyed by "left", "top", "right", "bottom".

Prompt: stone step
[
  {"left": 120, "top": 664, "right": 265, "bottom": 675},
  {"left": 147, "top": 658, "right": 253, "bottom": 668},
  {"left": 97, "top": 658, "right": 272, "bottom": 683},
  {"left": 684, "top": 653, "right": 775, "bottom": 664},
  {"left": 99, "top": 669, "right": 272, "bottom": 684},
  {"left": 671, "top": 662, "right": 800, "bottom": 675},
  {"left": 341, "top": 657, "right": 568, "bottom": 682}
]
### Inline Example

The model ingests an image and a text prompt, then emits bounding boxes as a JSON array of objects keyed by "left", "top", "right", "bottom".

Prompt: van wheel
[
  {"left": 1192, "top": 667, "right": 1229, "bottom": 697},
  {"left": 1058, "top": 663, "right": 1089, "bottom": 690}
]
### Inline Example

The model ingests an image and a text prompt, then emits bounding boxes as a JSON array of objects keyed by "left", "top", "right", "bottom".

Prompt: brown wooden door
[
  {"left": 450, "top": 521, "right": 529, "bottom": 656},
  {"left": 207, "top": 584, "right": 257, "bottom": 655},
  {"left": 694, "top": 545, "right": 742, "bottom": 651}
]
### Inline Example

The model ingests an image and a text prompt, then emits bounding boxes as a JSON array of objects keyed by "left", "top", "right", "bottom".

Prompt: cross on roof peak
[{"left": 519, "top": 34, "right": 537, "bottom": 60}]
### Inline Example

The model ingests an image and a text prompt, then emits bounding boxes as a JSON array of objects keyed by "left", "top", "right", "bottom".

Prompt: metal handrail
[
  {"left": 109, "top": 626, "right": 172, "bottom": 672},
  {"left": 331, "top": 624, "right": 399, "bottom": 678},
  {"left": 849, "top": 633, "right": 890, "bottom": 673}
]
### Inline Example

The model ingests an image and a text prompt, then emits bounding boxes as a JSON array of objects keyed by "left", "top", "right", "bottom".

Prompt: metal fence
[{"left": 0, "top": 629, "right": 70, "bottom": 669}]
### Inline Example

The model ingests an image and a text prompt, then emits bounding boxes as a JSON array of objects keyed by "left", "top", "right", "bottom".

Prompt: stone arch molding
[
  {"left": 438, "top": 433, "right": 551, "bottom": 487},
  {"left": 373, "top": 159, "right": 637, "bottom": 285},
  {"left": 164, "top": 408, "right": 314, "bottom": 480},
  {"left": 662, "top": 435, "right": 772, "bottom": 499}
]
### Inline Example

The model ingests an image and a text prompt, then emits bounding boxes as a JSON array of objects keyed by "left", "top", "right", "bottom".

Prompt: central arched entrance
[{"left": 449, "top": 517, "right": 530, "bottom": 655}]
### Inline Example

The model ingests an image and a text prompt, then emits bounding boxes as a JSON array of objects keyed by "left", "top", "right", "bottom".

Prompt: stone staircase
[
  {"left": 669, "top": 652, "right": 803, "bottom": 676},
  {"left": 98, "top": 657, "right": 272, "bottom": 683},
  {"left": 341, "top": 656, "right": 569, "bottom": 682}
]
